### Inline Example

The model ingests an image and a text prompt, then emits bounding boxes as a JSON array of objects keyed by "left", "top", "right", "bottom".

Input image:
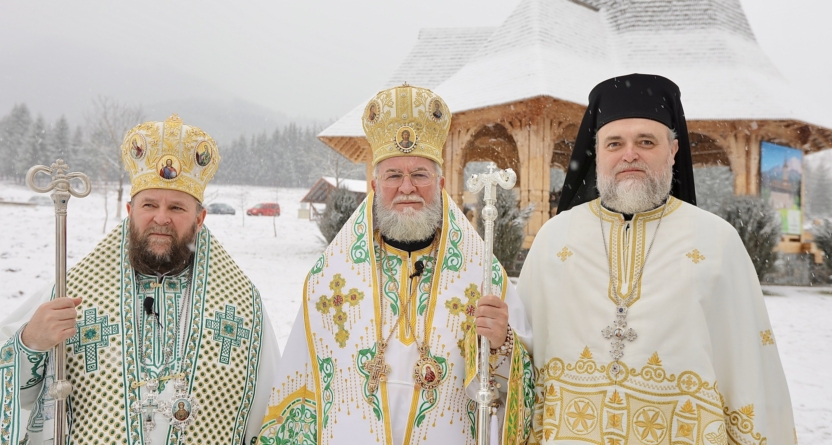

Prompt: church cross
[
  {"left": 206, "top": 304, "right": 251, "bottom": 365},
  {"left": 686, "top": 249, "right": 705, "bottom": 264},
  {"left": 601, "top": 305, "right": 637, "bottom": 363},
  {"left": 314, "top": 274, "right": 364, "bottom": 348},
  {"left": 362, "top": 342, "right": 391, "bottom": 397},
  {"left": 557, "top": 247, "right": 573, "bottom": 262},
  {"left": 130, "top": 379, "right": 161, "bottom": 437},
  {"left": 66, "top": 307, "right": 120, "bottom": 373}
]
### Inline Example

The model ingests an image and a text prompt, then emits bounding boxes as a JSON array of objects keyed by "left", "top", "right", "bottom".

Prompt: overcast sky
[{"left": 1, "top": 0, "right": 830, "bottom": 128}]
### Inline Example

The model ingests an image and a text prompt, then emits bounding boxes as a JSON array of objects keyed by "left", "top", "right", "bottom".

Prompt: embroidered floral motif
[
  {"left": 564, "top": 397, "right": 597, "bottom": 434},
  {"left": 633, "top": 406, "right": 668, "bottom": 444}
]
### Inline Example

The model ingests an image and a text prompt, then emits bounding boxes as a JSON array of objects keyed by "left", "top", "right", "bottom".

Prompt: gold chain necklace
[{"left": 362, "top": 232, "right": 444, "bottom": 403}]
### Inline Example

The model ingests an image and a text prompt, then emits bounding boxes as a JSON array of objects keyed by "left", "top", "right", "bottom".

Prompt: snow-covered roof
[
  {"left": 321, "top": 0, "right": 822, "bottom": 140},
  {"left": 322, "top": 176, "right": 366, "bottom": 193},
  {"left": 301, "top": 176, "right": 368, "bottom": 203},
  {"left": 319, "top": 27, "right": 495, "bottom": 139}
]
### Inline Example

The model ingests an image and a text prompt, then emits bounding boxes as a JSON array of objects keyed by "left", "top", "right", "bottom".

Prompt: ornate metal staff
[
  {"left": 467, "top": 164, "right": 516, "bottom": 445},
  {"left": 26, "top": 159, "right": 91, "bottom": 444}
]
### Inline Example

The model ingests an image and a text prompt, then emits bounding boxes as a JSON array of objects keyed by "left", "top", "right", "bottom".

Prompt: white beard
[
  {"left": 373, "top": 190, "right": 443, "bottom": 242},
  {"left": 597, "top": 155, "right": 673, "bottom": 214}
]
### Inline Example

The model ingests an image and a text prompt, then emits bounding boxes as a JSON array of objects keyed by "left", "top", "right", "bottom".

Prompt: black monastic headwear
[{"left": 556, "top": 73, "right": 697, "bottom": 214}]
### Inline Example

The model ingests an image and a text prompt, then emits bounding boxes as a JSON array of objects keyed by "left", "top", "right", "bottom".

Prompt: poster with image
[{"left": 760, "top": 141, "right": 803, "bottom": 235}]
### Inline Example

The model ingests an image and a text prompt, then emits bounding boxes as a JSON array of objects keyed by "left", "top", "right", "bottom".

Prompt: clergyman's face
[
  {"left": 371, "top": 156, "right": 445, "bottom": 242},
  {"left": 127, "top": 189, "right": 206, "bottom": 272},
  {"left": 595, "top": 118, "right": 678, "bottom": 213},
  {"left": 372, "top": 156, "right": 443, "bottom": 212}
]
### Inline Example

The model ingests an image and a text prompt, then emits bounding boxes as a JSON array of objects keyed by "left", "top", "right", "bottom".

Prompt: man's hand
[
  {"left": 475, "top": 295, "right": 509, "bottom": 348},
  {"left": 20, "top": 297, "right": 82, "bottom": 351}
]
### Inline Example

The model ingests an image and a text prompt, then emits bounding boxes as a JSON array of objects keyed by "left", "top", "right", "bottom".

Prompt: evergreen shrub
[
  {"left": 317, "top": 187, "right": 361, "bottom": 244},
  {"left": 476, "top": 187, "right": 533, "bottom": 276},
  {"left": 716, "top": 195, "right": 781, "bottom": 280}
]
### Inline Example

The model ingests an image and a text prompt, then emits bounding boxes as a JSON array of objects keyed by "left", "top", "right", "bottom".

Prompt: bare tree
[
  {"left": 85, "top": 96, "right": 144, "bottom": 225},
  {"left": 311, "top": 147, "right": 363, "bottom": 187},
  {"left": 273, "top": 187, "right": 280, "bottom": 237}
]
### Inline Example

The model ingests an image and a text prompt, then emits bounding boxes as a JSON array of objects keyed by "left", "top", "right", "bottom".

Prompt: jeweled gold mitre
[
  {"left": 363, "top": 84, "right": 451, "bottom": 166},
  {"left": 121, "top": 114, "right": 220, "bottom": 203}
]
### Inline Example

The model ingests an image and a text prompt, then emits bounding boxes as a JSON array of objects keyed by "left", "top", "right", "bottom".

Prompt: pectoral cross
[
  {"left": 363, "top": 342, "right": 391, "bottom": 397},
  {"left": 131, "top": 379, "right": 161, "bottom": 442},
  {"left": 601, "top": 305, "right": 637, "bottom": 364}
]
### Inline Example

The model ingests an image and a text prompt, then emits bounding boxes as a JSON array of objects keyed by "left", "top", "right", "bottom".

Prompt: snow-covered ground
[{"left": 1, "top": 181, "right": 830, "bottom": 443}]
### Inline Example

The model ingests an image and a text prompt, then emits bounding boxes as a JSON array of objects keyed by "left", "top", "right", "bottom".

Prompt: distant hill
[
  {"left": 145, "top": 97, "right": 320, "bottom": 145},
  {"left": 0, "top": 40, "right": 316, "bottom": 142}
]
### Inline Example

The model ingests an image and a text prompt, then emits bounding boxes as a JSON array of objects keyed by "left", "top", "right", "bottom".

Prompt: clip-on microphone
[
  {"left": 143, "top": 296, "right": 162, "bottom": 326},
  {"left": 409, "top": 260, "right": 425, "bottom": 279}
]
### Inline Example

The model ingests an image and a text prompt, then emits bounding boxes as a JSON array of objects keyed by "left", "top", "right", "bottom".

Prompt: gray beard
[
  {"left": 597, "top": 157, "right": 673, "bottom": 214},
  {"left": 373, "top": 190, "right": 443, "bottom": 242}
]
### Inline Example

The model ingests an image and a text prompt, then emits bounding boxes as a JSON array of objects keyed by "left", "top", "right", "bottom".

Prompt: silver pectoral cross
[
  {"left": 130, "top": 379, "right": 161, "bottom": 443},
  {"left": 601, "top": 305, "right": 637, "bottom": 366}
]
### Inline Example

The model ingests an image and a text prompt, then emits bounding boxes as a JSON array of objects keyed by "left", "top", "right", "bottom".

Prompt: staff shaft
[
  {"left": 26, "top": 159, "right": 91, "bottom": 444},
  {"left": 467, "top": 166, "right": 516, "bottom": 445}
]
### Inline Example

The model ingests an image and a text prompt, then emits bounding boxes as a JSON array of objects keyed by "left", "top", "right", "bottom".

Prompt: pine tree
[
  {"left": 70, "top": 126, "right": 86, "bottom": 172},
  {"left": 5, "top": 104, "right": 32, "bottom": 181},
  {"left": 49, "top": 115, "right": 71, "bottom": 163},
  {"left": 16, "top": 114, "right": 48, "bottom": 181}
]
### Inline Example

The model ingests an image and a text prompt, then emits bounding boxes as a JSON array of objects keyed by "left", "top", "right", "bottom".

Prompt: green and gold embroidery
[
  {"left": 377, "top": 251, "right": 403, "bottom": 316},
  {"left": 442, "top": 209, "right": 463, "bottom": 272},
  {"left": 356, "top": 344, "right": 384, "bottom": 421},
  {"left": 350, "top": 202, "right": 369, "bottom": 265},
  {"left": 260, "top": 387, "right": 318, "bottom": 445},
  {"left": 317, "top": 356, "right": 334, "bottom": 429}
]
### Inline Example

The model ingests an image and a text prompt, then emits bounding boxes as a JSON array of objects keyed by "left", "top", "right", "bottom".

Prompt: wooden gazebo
[{"left": 320, "top": 0, "right": 832, "bottom": 253}]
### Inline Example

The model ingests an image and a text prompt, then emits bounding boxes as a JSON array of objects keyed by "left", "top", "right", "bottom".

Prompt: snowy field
[{"left": 1, "top": 180, "right": 830, "bottom": 443}]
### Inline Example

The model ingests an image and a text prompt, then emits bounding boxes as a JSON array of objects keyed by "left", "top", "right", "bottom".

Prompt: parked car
[
  {"left": 247, "top": 202, "right": 280, "bottom": 216},
  {"left": 28, "top": 196, "right": 53, "bottom": 206},
  {"left": 206, "top": 202, "right": 235, "bottom": 215}
]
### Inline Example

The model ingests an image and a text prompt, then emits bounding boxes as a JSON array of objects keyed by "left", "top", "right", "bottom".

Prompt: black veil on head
[{"left": 556, "top": 73, "right": 696, "bottom": 214}]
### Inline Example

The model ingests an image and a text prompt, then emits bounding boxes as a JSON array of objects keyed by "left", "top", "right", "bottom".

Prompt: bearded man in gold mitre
[
  {"left": 258, "top": 85, "right": 535, "bottom": 445},
  {"left": 0, "top": 115, "right": 282, "bottom": 444}
]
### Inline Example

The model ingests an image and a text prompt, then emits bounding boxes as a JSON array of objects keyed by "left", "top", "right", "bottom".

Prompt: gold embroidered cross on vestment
[{"left": 686, "top": 249, "right": 705, "bottom": 263}]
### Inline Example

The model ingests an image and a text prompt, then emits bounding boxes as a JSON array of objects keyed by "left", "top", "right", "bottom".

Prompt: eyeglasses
[{"left": 379, "top": 170, "right": 436, "bottom": 188}]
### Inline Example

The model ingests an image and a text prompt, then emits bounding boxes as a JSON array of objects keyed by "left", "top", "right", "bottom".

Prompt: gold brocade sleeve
[{"left": 464, "top": 328, "right": 535, "bottom": 445}]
